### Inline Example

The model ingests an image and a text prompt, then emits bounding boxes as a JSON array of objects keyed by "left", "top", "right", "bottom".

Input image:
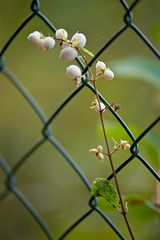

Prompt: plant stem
[
  {"left": 75, "top": 47, "right": 94, "bottom": 80},
  {"left": 76, "top": 48, "right": 134, "bottom": 239},
  {"left": 92, "top": 80, "right": 135, "bottom": 240}
]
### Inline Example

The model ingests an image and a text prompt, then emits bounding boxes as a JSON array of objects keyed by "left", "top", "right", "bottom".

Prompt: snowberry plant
[{"left": 28, "top": 29, "right": 135, "bottom": 239}]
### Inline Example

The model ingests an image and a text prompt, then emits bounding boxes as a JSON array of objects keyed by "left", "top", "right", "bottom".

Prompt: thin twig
[{"left": 93, "top": 80, "right": 135, "bottom": 240}]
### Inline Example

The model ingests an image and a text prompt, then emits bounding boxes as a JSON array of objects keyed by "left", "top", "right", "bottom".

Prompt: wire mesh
[{"left": 0, "top": 0, "right": 159, "bottom": 239}]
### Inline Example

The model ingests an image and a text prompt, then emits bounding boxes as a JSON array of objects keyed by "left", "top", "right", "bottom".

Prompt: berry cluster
[
  {"left": 28, "top": 29, "right": 86, "bottom": 59},
  {"left": 27, "top": 28, "right": 130, "bottom": 158},
  {"left": 28, "top": 28, "right": 114, "bottom": 86},
  {"left": 96, "top": 61, "right": 114, "bottom": 80},
  {"left": 28, "top": 31, "right": 55, "bottom": 50}
]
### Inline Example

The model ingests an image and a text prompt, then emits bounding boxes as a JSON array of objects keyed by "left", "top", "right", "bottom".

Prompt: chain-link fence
[{"left": 0, "top": 0, "right": 159, "bottom": 239}]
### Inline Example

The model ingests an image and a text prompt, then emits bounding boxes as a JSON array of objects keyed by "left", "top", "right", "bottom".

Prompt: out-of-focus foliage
[
  {"left": 111, "top": 56, "right": 160, "bottom": 88},
  {"left": 0, "top": 0, "right": 160, "bottom": 239}
]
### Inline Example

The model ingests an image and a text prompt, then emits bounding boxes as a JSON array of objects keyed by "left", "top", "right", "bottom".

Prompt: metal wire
[{"left": 0, "top": 0, "right": 159, "bottom": 239}]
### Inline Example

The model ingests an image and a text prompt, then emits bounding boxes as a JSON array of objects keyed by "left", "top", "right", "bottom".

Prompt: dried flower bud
[
  {"left": 103, "top": 69, "right": 114, "bottom": 80},
  {"left": 55, "top": 28, "right": 68, "bottom": 40},
  {"left": 38, "top": 39, "right": 46, "bottom": 50},
  {"left": 98, "top": 152, "right": 104, "bottom": 160},
  {"left": 97, "top": 145, "right": 103, "bottom": 152},
  {"left": 60, "top": 47, "right": 77, "bottom": 61},
  {"left": 120, "top": 140, "right": 130, "bottom": 150},
  {"left": 71, "top": 33, "right": 86, "bottom": 48},
  {"left": 89, "top": 145, "right": 104, "bottom": 161},
  {"left": 76, "top": 77, "right": 82, "bottom": 87},
  {"left": 95, "top": 61, "right": 106, "bottom": 75},
  {"left": 89, "top": 148, "right": 98, "bottom": 154},
  {"left": 90, "top": 99, "right": 106, "bottom": 113},
  {"left": 111, "top": 102, "right": 120, "bottom": 112}
]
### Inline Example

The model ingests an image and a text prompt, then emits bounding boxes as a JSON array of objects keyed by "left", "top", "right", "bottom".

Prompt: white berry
[
  {"left": 71, "top": 33, "right": 86, "bottom": 48},
  {"left": 60, "top": 47, "right": 77, "bottom": 61},
  {"left": 43, "top": 37, "right": 55, "bottom": 50},
  {"left": 28, "top": 31, "right": 40, "bottom": 43},
  {"left": 66, "top": 65, "right": 81, "bottom": 80},
  {"left": 103, "top": 69, "right": 114, "bottom": 80},
  {"left": 95, "top": 61, "right": 106, "bottom": 74},
  {"left": 38, "top": 39, "right": 46, "bottom": 50},
  {"left": 55, "top": 28, "right": 68, "bottom": 40}
]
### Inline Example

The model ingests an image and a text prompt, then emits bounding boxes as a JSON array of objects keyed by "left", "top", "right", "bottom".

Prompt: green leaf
[
  {"left": 124, "top": 193, "right": 145, "bottom": 205},
  {"left": 72, "top": 38, "right": 80, "bottom": 48},
  {"left": 110, "top": 56, "right": 160, "bottom": 89},
  {"left": 82, "top": 47, "right": 94, "bottom": 57},
  {"left": 91, "top": 178, "right": 120, "bottom": 211},
  {"left": 97, "top": 196, "right": 114, "bottom": 211},
  {"left": 61, "top": 29, "right": 67, "bottom": 41},
  {"left": 125, "top": 194, "right": 160, "bottom": 214},
  {"left": 144, "top": 200, "right": 160, "bottom": 214}
]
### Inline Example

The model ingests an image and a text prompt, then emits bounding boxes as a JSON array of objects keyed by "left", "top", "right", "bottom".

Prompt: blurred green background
[{"left": 0, "top": 0, "right": 160, "bottom": 239}]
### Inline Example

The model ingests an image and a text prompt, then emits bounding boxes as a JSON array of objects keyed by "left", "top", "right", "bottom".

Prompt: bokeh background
[{"left": 0, "top": 0, "right": 160, "bottom": 239}]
